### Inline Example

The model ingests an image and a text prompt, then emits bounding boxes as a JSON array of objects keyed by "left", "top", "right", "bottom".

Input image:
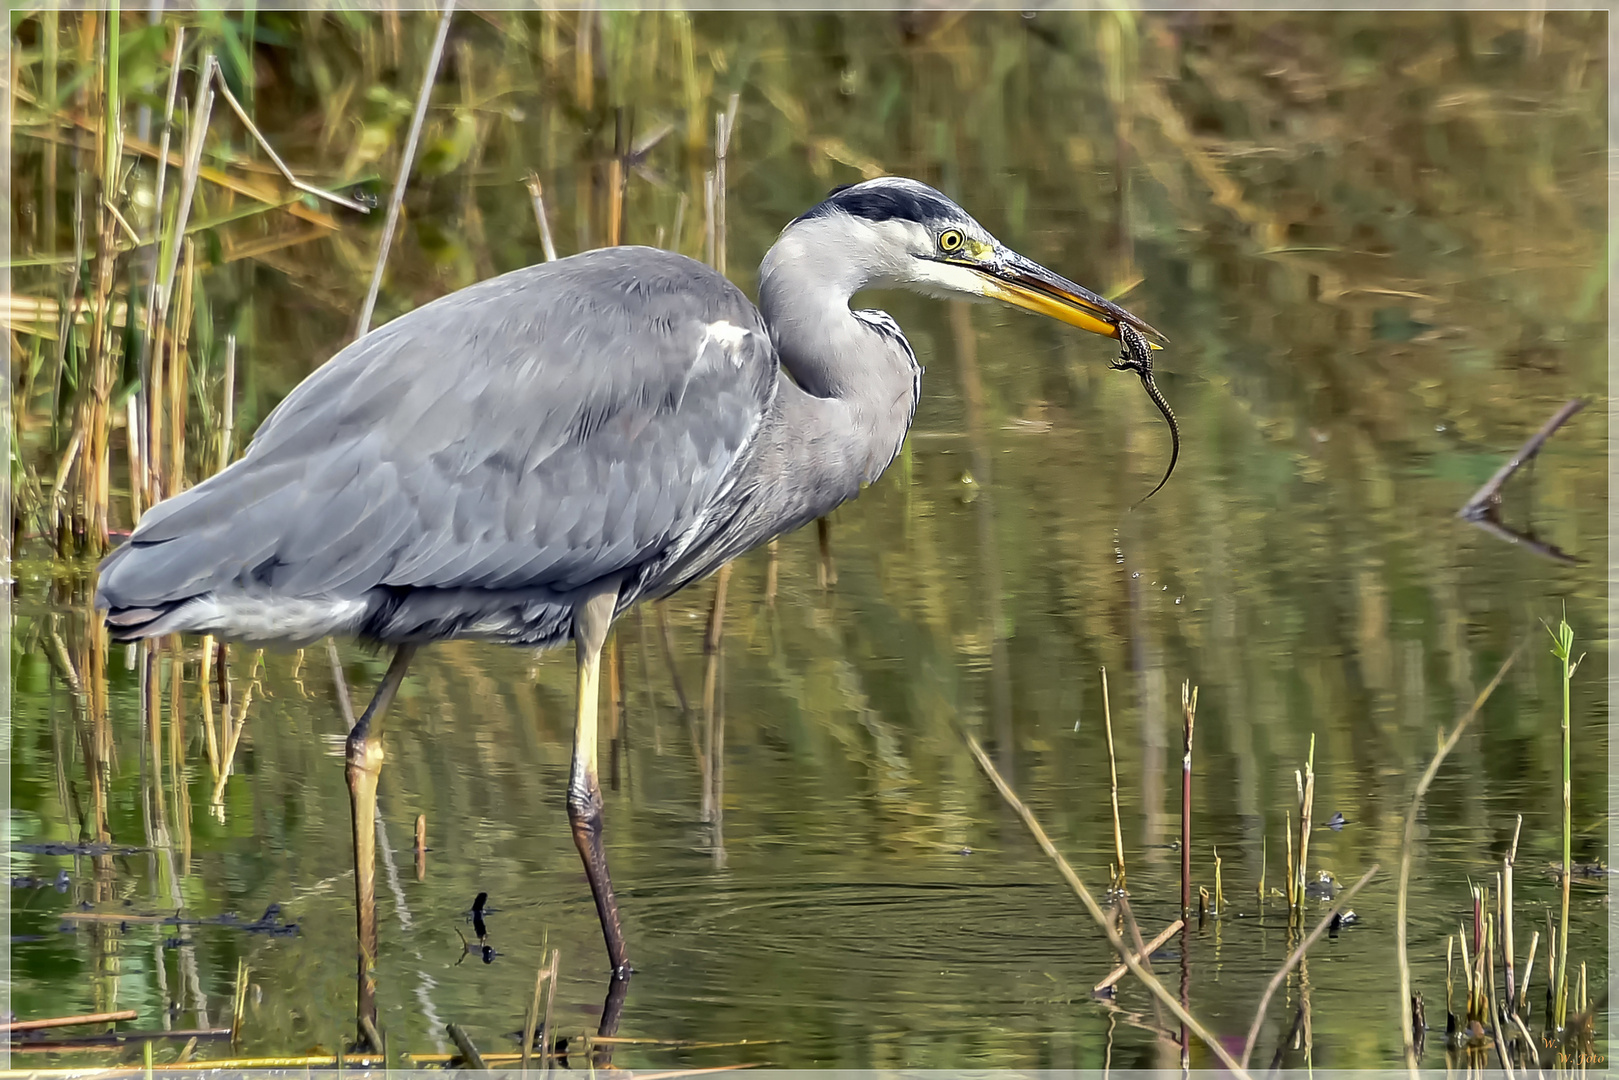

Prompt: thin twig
[
  {"left": 1239, "top": 864, "right": 1379, "bottom": 1070},
  {"left": 1397, "top": 640, "right": 1527, "bottom": 1076},
  {"left": 1459, "top": 398, "right": 1585, "bottom": 519},
  {"left": 963, "top": 733, "right": 1253, "bottom": 1079},
  {"left": 207, "top": 61, "right": 371, "bottom": 214},
  {"left": 1094, "top": 918, "right": 1184, "bottom": 993},
  {"left": 356, "top": 0, "right": 456, "bottom": 338},
  {"left": 327, "top": 637, "right": 356, "bottom": 729}
]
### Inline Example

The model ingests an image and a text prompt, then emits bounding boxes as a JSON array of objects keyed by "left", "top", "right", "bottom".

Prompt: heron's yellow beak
[{"left": 972, "top": 250, "right": 1166, "bottom": 348}]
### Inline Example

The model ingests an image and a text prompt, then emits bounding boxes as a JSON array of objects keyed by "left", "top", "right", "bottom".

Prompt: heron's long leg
[
  {"left": 346, "top": 643, "right": 417, "bottom": 1045},
  {"left": 570, "top": 585, "right": 632, "bottom": 977}
]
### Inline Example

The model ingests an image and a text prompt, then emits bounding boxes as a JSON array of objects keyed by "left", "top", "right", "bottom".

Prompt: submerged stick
[
  {"left": 447, "top": 1022, "right": 487, "bottom": 1069},
  {"left": 1396, "top": 640, "right": 1526, "bottom": 1076},
  {"left": 1114, "top": 323, "right": 1178, "bottom": 507},
  {"left": 356, "top": 0, "right": 456, "bottom": 338},
  {"left": 963, "top": 733, "right": 1253, "bottom": 1079},
  {"left": 1239, "top": 864, "right": 1378, "bottom": 1070}
]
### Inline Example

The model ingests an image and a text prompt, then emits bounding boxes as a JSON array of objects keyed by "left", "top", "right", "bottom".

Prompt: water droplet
[{"left": 1176, "top": 596, "right": 1184, "bottom": 605}]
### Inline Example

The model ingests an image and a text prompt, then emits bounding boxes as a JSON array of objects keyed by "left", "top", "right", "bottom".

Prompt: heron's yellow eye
[{"left": 937, "top": 229, "right": 965, "bottom": 254}]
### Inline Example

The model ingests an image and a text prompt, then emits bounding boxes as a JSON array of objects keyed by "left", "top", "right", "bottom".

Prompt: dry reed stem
[
  {"left": 1180, "top": 681, "right": 1196, "bottom": 914},
  {"left": 1283, "top": 809, "right": 1294, "bottom": 906},
  {"left": 1294, "top": 734, "right": 1315, "bottom": 914},
  {"left": 209, "top": 649, "right": 264, "bottom": 808},
  {"left": 1518, "top": 930, "right": 1539, "bottom": 1016},
  {"left": 1503, "top": 812, "right": 1522, "bottom": 1006},
  {"left": 1094, "top": 918, "right": 1183, "bottom": 992},
  {"left": 0, "top": 1010, "right": 138, "bottom": 1033},
  {"left": 963, "top": 732, "right": 1253, "bottom": 1079},
  {"left": 136, "top": 24, "right": 184, "bottom": 477},
  {"left": 218, "top": 333, "right": 235, "bottom": 471},
  {"left": 521, "top": 952, "right": 546, "bottom": 1072},
  {"left": 156, "top": 53, "right": 213, "bottom": 334},
  {"left": 356, "top": 0, "right": 456, "bottom": 338},
  {"left": 197, "top": 635, "right": 219, "bottom": 776},
  {"left": 165, "top": 238, "right": 195, "bottom": 496},
  {"left": 1101, "top": 666, "right": 1125, "bottom": 890},
  {"left": 1236, "top": 864, "right": 1374, "bottom": 1074},
  {"left": 525, "top": 172, "right": 559, "bottom": 261},
  {"left": 539, "top": 947, "right": 559, "bottom": 1077},
  {"left": 1397, "top": 639, "right": 1526, "bottom": 1076}
]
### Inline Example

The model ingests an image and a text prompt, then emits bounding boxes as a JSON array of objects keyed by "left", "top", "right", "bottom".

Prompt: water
[{"left": 8, "top": 10, "right": 1608, "bottom": 1069}]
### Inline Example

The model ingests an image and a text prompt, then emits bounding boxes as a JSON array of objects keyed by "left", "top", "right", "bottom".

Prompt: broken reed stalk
[
  {"left": 230, "top": 959, "right": 249, "bottom": 1046},
  {"left": 1548, "top": 615, "right": 1581, "bottom": 1029},
  {"left": 218, "top": 333, "right": 236, "bottom": 472},
  {"left": 1397, "top": 640, "right": 1525, "bottom": 1077},
  {"left": 1181, "top": 681, "right": 1196, "bottom": 915},
  {"left": 713, "top": 92, "right": 739, "bottom": 277},
  {"left": 607, "top": 107, "right": 627, "bottom": 246},
  {"left": 210, "top": 649, "right": 265, "bottom": 807},
  {"left": 521, "top": 950, "right": 546, "bottom": 1072},
  {"left": 1213, "top": 846, "right": 1224, "bottom": 914},
  {"left": 1238, "top": 863, "right": 1379, "bottom": 1071},
  {"left": 1094, "top": 918, "right": 1183, "bottom": 993},
  {"left": 1101, "top": 667, "right": 1126, "bottom": 891},
  {"left": 1284, "top": 811, "right": 1294, "bottom": 907},
  {"left": 1484, "top": 915, "right": 1518, "bottom": 1080},
  {"left": 1504, "top": 813, "right": 1521, "bottom": 1007},
  {"left": 539, "top": 947, "right": 559, "bottom": 1078},
  {"left": 356, "top": 0, "right": 456, "bottom": 339},
  {"left": 1517, "top": 930, "right": 1538, "bottom": 1016},
  {"left": 963, "top": 732, "right": 1254, "bottom": 1080},
  {"left": 525, "top": 172, "right": 560, "bottom": 261},
  {"left": 1293, "top": 734, "right": 1315, "bottom": 915},
  {"left": 1258, "top": 836, "right": 1266, "bottom": 906}
]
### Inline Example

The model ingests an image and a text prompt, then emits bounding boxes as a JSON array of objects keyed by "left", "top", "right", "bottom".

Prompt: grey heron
[{"left": 95, "top": 176, "right": 1165, "bottom": 989}]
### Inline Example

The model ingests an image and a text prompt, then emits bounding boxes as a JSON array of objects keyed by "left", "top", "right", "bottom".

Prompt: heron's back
[{"left": 96, "top": 247, "right": 778, "bottom": 646}]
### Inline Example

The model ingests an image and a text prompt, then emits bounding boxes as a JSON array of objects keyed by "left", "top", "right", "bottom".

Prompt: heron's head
[{"left": 776, "top": 176, "right": 1164, "bottom": 346}]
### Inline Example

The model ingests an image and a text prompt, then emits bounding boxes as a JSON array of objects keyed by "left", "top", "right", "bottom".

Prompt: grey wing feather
[{"left": 97, "top": 247, "right": 776, "bottom": 638}]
